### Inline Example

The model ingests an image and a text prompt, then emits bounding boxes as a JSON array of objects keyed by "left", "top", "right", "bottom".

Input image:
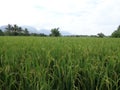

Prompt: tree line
[
  {"left": 111, "top": 25, "right": 120, "bottom": 38},
  {"left": 0, "top": 24, "right": 61, "bottom": 37},
  {"left": 0, "top": 24, "right": 120, "bottom": 38},
  {"left": 0, "top": 24, "right": 29, "bottom": 36}
]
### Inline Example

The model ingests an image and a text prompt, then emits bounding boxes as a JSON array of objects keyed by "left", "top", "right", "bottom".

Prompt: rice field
[{"left": 0, "top": 36, "right": 120, "bottom": 90}]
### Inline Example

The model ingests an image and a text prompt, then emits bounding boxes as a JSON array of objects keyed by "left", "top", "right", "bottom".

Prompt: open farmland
[{"left": 0, "top": 36, "right": 120, "bottom": 90}]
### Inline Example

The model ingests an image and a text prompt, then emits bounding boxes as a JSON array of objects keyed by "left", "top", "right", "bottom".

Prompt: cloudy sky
[{"left": 0, "top": 0, "right": 120, "bottom": 35}]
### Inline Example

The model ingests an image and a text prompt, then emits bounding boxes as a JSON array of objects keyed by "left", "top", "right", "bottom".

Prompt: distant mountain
[
  {"left": 0, "top": 25, "right": 7, "bottom": 31},
  {"left": 22, "top": 25, "right": 38, "bottom": 33},
  {"left": 0, "top": 25, "right": 72, "bottom": 35},
  {"left": 39, "top": 29, "right": 51, "bottom": 35},
  {"left": 61, "top": 31, "right": 71, "bottom": 36}
]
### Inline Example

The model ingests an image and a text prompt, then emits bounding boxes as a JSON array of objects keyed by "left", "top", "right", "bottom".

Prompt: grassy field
[{"left": 0, "top": 36, "right": 120, "bottom": 90}]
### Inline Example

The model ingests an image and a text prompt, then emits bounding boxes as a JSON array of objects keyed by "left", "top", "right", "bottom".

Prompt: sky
[{"left": 0, "top": 0, "right": 120, "bottom": 35}]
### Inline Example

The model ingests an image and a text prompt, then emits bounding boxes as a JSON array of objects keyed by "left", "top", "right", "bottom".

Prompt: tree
[
  {"left": 5, "top": 24, "right": 13, "bottom": 35},
  {"left": 5, "top": 24, "right": 12, "bottom": 31},
  {"left": 111, "top": 25, "right": 120, "bottom": 38},
  {"left": 0, "top": 29, "right": 4, "bottom": 36},
  {"left": 24, "top": 28, "right": 29, "bottom": 36},
  {"left": 13, "top": 24, "right": 19, "bottom": 35},
  {"left": 39, "top": 33, "right": 47, "bottom": 37},
  {"left": 97, "top": 32, "right": 105, "bottom": 38},
  {"left": 50, "top": 28, "right": 61, "bottom": 37},
  {"left": 18, "top": 27, "right": 24, "bottom": 35},
  {"left": 4, "top": 24, "right": 30, "bottom": 36}
]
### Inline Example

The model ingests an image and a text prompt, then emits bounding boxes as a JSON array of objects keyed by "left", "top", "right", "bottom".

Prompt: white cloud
[
  {"left": 0, "top": 0, "right": 120, "bottom": 35},
  {"left": 88, "top": 0, "right": 120, "bottom": 35}
]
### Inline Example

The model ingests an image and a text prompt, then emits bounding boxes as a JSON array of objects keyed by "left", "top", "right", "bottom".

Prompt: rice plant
[{"left": 0, "top": 36, "right": 120, "bottom": 90}]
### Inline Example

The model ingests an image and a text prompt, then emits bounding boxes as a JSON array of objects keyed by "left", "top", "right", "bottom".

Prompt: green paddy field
[{"left": 0, "top": 37, "right": 120, "bottom": 90}]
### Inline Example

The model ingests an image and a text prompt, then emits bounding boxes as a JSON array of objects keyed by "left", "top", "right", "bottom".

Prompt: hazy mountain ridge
[{"left": 0, "top": 25, "right": 7, "bottom": 31}]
